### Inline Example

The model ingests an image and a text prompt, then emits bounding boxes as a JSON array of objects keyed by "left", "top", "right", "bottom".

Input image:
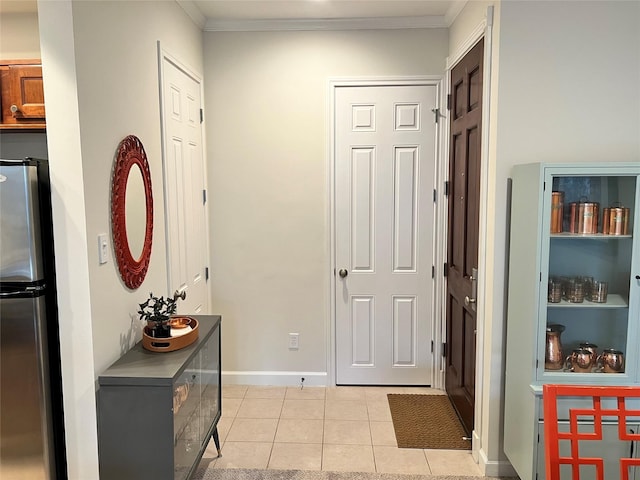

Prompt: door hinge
[
  {"left": 432, "top": 265, "right": 435, "bottom": 279},
  {"left": 443, "top": 263, "right": 448, "bottom": 277},
  {"left": 543, "top": 181, "right": 546, "bottom": 191},
  {"left": 447, "top": 94, "right": 451, "bottom": 110},
  {"left": 203, "top": 189, "right": 207, "bottom": 204},
  {"left": 536, "top": 359, "right": 539, "bottom": 369},
  {"left": 433, "top": 189, "right": 437, "bottom": 202},
  {"left": 431, "top": 340, "right": 434, "bottom": 353},
  {"left": 200, "top": 108, "right": 204, "bottom": 123},
  {"left": 205, "top": 267, "right": 209, "bottom": 281},
  {"left": 442, "top": 342, "right": 447, "bottom": 357},
  {"left": 540, "top": 272, "right": 542, "bottom": 282},
  {"left": 444, "top": 180, "right": 450, "bottom": 197}
]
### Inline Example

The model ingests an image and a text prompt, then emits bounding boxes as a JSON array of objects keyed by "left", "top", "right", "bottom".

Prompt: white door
[
  {"left": 335, "top": 84, "right": 437, "bottom": 385},
  {"left": 160, "top": 54, "right": 209, "bottom": 315}
]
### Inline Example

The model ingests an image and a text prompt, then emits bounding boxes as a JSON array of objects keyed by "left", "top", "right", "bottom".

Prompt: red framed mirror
[{"left": 111, "top": 135, "right": 153, "bottom": 289}]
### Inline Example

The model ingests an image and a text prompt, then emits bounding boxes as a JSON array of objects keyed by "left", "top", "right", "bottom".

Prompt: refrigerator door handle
[{"left": 0, "top": 285, "right": 45, "bottom": 297}]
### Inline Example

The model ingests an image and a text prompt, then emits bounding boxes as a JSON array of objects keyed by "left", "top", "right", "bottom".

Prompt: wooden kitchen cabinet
[{"left": 0, "top": 59, "right": 46, "bottom": 130}]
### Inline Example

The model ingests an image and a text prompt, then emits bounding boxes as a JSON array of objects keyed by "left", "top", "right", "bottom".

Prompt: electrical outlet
[{"left": 288, "top": 333, "right": 299, "bottom": 350}]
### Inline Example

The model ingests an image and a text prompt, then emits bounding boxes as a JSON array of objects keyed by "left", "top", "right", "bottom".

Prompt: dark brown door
[{"left": 445, "top": 38, "right": 484, "bottom": 436}]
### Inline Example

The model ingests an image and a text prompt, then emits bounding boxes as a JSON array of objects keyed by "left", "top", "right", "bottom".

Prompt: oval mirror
[
  {"left": 125, "top": 163, "right": 145, "bottom": 261},
  {"left": 111, "top": 135, "right": 153, "bottom": 289}
]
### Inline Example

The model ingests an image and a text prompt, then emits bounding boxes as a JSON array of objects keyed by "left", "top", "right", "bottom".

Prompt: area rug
[
  {"left": 387, "top": 394, "right": 471, "bottom": 450},
  {"left": 192, "top": 468, "right": 513, "bottom": 480}
]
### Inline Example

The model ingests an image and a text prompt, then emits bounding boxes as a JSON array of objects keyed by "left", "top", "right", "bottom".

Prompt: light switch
[{"left": 98, "top": 234, "right": 109, "bottom": 264}]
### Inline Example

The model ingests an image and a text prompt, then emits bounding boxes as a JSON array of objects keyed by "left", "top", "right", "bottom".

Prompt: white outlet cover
[{"left": 98, "top": 233, "right": 109, "bottom": 264}]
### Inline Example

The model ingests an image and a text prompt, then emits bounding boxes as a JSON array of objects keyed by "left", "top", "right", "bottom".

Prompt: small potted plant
[{"left": 138, "top": 292, "right": 177, "bottom": 338}]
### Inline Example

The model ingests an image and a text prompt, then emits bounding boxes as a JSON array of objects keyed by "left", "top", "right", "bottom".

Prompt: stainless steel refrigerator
[{"left": 0, "top": 158, "right": 66, "bottom": 479}]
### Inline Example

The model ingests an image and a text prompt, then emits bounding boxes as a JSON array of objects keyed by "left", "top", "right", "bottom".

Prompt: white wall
[
  {"left": 37, "top": 0, "right": 204, "bottom": 477},
  {"left": 204, "top": 29, "right": 448, "bottom": 382},
  {"left": 70, "top": 0, "right": 204, "bottom": 375},
  {"left": 0, "top": 12, "right": 41, "bottom": 59},
  {"left": 482, "top": 0, "right": 639, "bottom": 476}
]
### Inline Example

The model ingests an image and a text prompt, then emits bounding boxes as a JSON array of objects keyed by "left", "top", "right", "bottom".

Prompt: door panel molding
[
  {"left": 440, "top": 7, "right": 495, "bottom": 469},
  {"left": 329, "top": 77, "right": 443, "bottom": 387},
  {"left": 445, "top": 37, "right": 484, "bottom": 437},
  {"left": 158, "top": 43, "right": 210, "bottom": 315}
]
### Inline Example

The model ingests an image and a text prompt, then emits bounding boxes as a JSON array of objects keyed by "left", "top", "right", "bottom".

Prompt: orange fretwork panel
[{"left": 544, "top": 384, "right": 640, "bottom": 480}]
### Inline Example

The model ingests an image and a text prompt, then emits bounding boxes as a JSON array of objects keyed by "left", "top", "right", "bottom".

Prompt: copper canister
[
  {"left": 570, "top": 201, "right": 599, "bottom": 234},
  {"left": 550, "top": 192, "right": 564, "bottom": 233},
  {"left": 608, "top": 207, "right": 630, "bottom": 235},
  {"left": 624, "top": 207, "right": 630, "bottom": 235},
  {"left": 602, "top": 208, "right": 611, "bottom": 234}
]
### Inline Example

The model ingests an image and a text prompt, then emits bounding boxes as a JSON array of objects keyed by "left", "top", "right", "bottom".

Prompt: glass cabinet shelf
[
  {"left": 547, "top": 294, "right": 628, "bottom": 308},
  {"left": 550, "top": 233, "right": 632, "bottom": 239}
]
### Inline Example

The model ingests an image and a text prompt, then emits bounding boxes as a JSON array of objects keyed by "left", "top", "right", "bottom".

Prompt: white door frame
[
  {"left": 328, "top": 76, "right": 445, "bottom": 387},
  {"left": 157, "top": 42, "right": 211, "bottom": 307},
  {"left": 443, "top": 6, "right": 494, "bottom": 464}
]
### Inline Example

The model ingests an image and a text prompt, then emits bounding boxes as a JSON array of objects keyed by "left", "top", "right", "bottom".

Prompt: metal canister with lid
[
  {"left": 550, "top": 191, "right": 564, "bottom": 233},
  {"left": 569, "top": 200, "right": 599, "bottom": 234},
  {"left": 603, "top": 205, "right": 630, "bottom": 235}
]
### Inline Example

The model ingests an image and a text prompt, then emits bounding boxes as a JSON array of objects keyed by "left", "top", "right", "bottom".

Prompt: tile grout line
[
  {"left": 422, "top": 448, "right": 432, "bottom": 475},
  {"left": 319, "top": 387, "right": 326, "bottom": 471},
  {"left": 366, "top": 396, "right": 379, "bottom": 473},
  {"left": 270, "top": 388, "right": 287, "bottom": 469}
]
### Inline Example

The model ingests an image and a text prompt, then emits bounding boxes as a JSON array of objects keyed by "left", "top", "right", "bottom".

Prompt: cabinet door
[
  {"left": 1, "top": 64, "right": 45, "bottom": 125},
  {"left": 199, "top": 325, "right": 220, "bottom": 443},
  {"left": 537, "top": 421, "right": 640, "bottom": 480},
  {"left": 537, "top": 169, "right": 640, "bottom": 384},
  {"left": 173, "top": 355, "right": 201, "bottom": 480}
]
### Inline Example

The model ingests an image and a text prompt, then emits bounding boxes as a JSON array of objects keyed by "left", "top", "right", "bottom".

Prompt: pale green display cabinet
[{"left": 504, "top": 163, "right": 640, "bottom": 480}]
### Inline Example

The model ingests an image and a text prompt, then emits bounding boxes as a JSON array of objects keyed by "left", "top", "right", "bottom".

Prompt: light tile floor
[{"left": 198, "top": 385, "right": 483, "bottom": 476}]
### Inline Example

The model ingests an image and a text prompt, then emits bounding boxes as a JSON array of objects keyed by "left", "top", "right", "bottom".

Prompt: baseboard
[
  {"left": 222, "top": 371, "right": 328, "bottom": 387},
  {"left": 478, "top": 447, "right": 518, "bottom": 477}
]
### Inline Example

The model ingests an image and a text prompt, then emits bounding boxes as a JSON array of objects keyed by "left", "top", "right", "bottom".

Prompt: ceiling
[
  {"left": 193, "top": 0, "right": 461, "bottom": 20},
  {"left": 0, "top": 0, "right": 466, "bottom": 29}
]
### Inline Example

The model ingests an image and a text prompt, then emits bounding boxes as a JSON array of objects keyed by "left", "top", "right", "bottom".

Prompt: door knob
[
  {"left": 173, "top": 290, "right": 186, "bottom": 301},
  {"left": 464, "top": 295, "right": 476, "bottom": 306},
  {"left": 338, "top": 269, "right": 348, "bottom": 278}
]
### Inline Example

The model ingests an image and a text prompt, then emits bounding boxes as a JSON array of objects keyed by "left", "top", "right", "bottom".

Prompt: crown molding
[
  {"left": 176, "top": 0, "right": 206, "bottom": 29},
  {"left": 203, "top": 15, "right": 448, "bottom": 32}
]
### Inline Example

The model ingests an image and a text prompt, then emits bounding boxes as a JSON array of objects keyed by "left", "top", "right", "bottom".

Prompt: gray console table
[{"left": 98, "top": 315, "right": 221, "bottom": 480}]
